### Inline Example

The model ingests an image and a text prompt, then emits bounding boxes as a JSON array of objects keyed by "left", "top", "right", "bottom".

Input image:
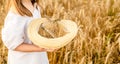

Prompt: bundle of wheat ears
[{"left": 27, "top": 18, "right": 78, "bottom": 49}]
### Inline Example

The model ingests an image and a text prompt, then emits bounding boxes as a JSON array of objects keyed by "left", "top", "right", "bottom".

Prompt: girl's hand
[
  {"left": 38, "top": 47, "right": 47, "bottom": 52},
  {"left": 46, "top": 48, "right": 58, "bottom": 52}
]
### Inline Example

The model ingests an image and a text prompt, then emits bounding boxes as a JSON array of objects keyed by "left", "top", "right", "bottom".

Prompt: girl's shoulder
[
  {"left": 5, "top": 11, "right": 25, "bottom": 23},
  {"left": 4, "top": 10, "right": 31, "bottom": 28},
  {"left": 5, "top": 9, "right": 32, "bottom": 22}
]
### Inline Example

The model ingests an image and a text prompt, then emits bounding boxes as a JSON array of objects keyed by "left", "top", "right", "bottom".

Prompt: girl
[{"left": 1, "top": 0, "right": 56, "bottom": 64}]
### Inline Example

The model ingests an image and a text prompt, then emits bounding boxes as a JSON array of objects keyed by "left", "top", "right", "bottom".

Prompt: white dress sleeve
[{"left": 1, "top": 15, "right": 26, "bottom": 50}]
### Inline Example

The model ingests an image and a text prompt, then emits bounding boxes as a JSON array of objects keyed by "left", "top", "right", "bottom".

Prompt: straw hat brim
[{"left": 27, "top": 18, "right": 78, "bottom": 49}]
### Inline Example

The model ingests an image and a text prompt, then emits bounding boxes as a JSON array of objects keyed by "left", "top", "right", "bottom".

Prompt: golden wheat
[{"left": 0, "top": 0, "right": 120, "bottom": 64}]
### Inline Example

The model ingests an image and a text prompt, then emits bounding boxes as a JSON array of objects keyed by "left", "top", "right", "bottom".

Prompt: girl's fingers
[{"left": 46, "top": 48, "right": 57, "bottom": 52}]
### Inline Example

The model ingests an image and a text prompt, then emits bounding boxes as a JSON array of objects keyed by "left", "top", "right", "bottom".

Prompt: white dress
[{"left": 1, "top": 6, "right": 49, "bottom": 64}]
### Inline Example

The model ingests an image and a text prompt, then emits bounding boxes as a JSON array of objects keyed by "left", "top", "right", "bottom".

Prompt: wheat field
[{"left": 0, "top": 0, "right": 120, "bottom": 64}]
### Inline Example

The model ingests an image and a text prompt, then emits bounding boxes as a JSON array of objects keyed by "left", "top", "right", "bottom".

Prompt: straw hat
[{"left": 27, "top": 18, "right": 78, "bottom": 49}]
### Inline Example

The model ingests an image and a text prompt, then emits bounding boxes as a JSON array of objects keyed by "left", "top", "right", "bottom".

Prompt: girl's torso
[{"left": 2, "top": 5, "right": 49, "bottom": 64}]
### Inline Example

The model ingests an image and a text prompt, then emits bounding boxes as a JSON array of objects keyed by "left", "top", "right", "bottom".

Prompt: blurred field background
[{"left": 0, "top": 0, "right": 120, "bottom": 64}]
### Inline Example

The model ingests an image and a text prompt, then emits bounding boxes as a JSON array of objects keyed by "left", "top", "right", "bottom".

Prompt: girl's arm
[
  {"left": 14, "top": 43, "right": 57, "bottom": 52},
  {"left": 14, "top": 43, "right": 46, "bottom": 52}
]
